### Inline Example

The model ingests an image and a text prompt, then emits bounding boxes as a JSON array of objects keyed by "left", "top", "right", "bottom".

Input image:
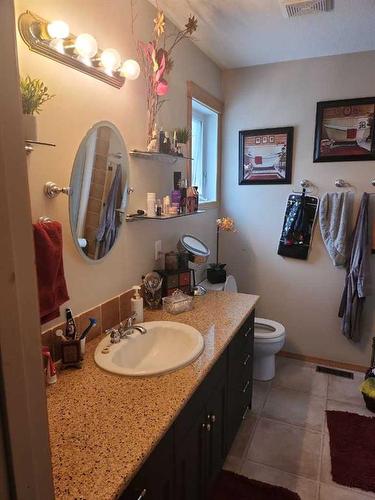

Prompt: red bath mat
[
  {"left": 326, "top": 410, "right": 375, "bottom": 493},
  {"left": 209, "top": 470, "right": 300, "bottom": 500}
]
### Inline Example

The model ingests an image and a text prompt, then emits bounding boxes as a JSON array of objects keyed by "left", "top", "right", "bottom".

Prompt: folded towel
[
  {"left": 33, "top": 221, "right": 69, "bottom": 324},
  {"left": 319, "top": 192, "right": 353, "bottom": 267}
]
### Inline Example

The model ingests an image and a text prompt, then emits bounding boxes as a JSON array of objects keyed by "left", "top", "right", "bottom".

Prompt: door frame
[{"left": 0, "top": 1, "right": 54, "bottom": 498}]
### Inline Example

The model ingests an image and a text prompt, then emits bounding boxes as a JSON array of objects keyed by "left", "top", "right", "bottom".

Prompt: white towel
[{"left": 319, "top": 192, "right": 353, "bottom": 267}]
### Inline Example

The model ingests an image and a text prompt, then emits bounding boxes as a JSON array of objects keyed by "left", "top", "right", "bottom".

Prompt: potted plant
[
  {"left": 175, "top": 127, "right": 191, "bottom": 157},
  {"left": 207, "top": 217, "right": 236, "bottom": 284},
  {"left": 20, "top": 75, "right": 54, "bottom": 141}
]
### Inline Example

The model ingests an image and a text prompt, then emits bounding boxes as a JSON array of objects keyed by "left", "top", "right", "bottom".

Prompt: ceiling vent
[{"left": 279, "top": 0, "right": 333, "bottom": 18}]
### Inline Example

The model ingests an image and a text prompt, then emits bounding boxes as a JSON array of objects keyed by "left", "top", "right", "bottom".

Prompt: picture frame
[
  {"left": 239, "top": 127, "right": 294, "bottom": 185},
  {"left": 313, "top": 97, "right": 375, "bottom": 163}
]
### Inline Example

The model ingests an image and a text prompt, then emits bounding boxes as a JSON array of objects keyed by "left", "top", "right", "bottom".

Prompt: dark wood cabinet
[{"left": 120, "top": 311, "right": 254, "bottom": 500}]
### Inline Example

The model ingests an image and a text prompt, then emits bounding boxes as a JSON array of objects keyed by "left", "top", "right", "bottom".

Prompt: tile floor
[{"left": 224, "top": 356, "right": 375, "bottom": 500}]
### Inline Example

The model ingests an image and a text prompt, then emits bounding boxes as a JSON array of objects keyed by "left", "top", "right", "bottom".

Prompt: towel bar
[{"left": 44, "top": 181, "right": 71, "bottom": 199}]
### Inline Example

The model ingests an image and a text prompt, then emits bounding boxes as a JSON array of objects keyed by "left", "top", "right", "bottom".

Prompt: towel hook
[
  {"left": 44, "top": 181, "right": 71, "bottom": 199},
  {"left": 335, "top": 179, "right": 350, "bottom": 188},
  {"left": 38, "top": 216, "right": 53, "bottom": 223},
  {"left": 292, "top": 179, "right": 314, "bottom": 194},
  {"left": 371, "top": 179, "right": 375, "bottom": 187}
]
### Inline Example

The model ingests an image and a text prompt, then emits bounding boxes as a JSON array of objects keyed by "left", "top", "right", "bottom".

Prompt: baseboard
[{"left": 278, "top": 350, "right": 368, "bottom": 373}]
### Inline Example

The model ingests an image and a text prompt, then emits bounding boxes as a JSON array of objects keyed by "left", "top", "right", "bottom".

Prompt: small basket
[{"left": 162, "top": 289, "right": 193, "bottom": 315}]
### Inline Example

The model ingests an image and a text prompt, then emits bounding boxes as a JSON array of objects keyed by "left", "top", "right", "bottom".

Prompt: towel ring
[{"left": 44, "top": 181, "right": 71, "bottom": 199}]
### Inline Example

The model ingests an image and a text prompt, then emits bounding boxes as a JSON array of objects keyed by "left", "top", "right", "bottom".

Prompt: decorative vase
[{"left": 23, "top": 114, "right": 37, "bottom": 142}]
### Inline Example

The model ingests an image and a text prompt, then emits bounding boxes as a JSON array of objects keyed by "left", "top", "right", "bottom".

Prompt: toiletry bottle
[
  {"left": 65, "top": 308, "right": 77, "bottom": 340},
  {"left": 131, "top": 286, "right": 144, "bottom": 323},
  {"left": 159, "top": 127, "right": 165, "bottom": 153},
  {"left": 42, "top": 346, "right": 57, "bottom": 384}
]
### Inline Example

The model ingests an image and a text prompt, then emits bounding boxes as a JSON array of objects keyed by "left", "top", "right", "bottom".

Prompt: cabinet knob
[
  {"left": 211, "top": 414, "right": 216, "bottom": 423},
  {"left": 206, "top": 423, "right": 211, "bottom": 432},
  {"left": 202, "top": 423, "right": 206, "bottom": 430},
  {"left": 137, "top": 489, "right": 147, "bottom": 499}
]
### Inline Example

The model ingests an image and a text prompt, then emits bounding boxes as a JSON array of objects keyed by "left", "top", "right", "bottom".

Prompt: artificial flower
[
  {"left": 156, "top": 79, "right": 169, "bottom": 96},
  {"left": 185, "top": 15, "right": 198, "bottom": 35},
  {"left": 217, "top": 217, "right": 236, "bottom": 232},
  {"left": 154, "top": 11, "right": 165, "bottom": 37}
]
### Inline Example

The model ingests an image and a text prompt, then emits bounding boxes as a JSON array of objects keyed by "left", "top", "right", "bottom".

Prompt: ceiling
[{"left": 151, "top": 0, "right": 375, "bottom": 69}]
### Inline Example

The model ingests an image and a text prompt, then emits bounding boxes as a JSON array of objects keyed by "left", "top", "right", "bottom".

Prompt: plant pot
[
  {"left": 207, "top": 266, "right": 227, "bottom": 284},
  {"left": 23, "top": 114, "right": 37, "bottom": 142}
]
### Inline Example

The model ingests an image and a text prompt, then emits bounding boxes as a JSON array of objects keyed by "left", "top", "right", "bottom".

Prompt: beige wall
[
  {"left": 222, "top": 51, "right": 375, "bottom": 366},
  {"left": 15, "top": 0, "right": 222, "bottom": 331}
]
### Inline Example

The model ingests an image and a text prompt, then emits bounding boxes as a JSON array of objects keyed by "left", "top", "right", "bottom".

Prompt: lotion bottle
[{"left": 131, "top": 286, "right": 144, "bottom": 323}]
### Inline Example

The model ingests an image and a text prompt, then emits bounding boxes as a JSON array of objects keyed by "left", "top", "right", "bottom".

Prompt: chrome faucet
[{"left": 106, "top": 314, "right": 147, "bottom": 343}]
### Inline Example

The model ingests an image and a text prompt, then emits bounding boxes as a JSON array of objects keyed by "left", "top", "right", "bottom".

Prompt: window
[{"left": 187, "top": 82, "right": 223, "bottom": 205}]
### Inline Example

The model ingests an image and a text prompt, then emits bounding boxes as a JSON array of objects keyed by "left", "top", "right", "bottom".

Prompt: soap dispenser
[{"left": 131, "top": 286, "right": 144, "bottom": 323}]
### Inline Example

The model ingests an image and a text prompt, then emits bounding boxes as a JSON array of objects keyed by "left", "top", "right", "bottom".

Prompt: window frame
[{"left": 187, "top": 81, "right": 223, "bottom": 209}]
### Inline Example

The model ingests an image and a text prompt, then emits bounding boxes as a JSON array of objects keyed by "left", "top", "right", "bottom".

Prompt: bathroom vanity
[{"left": 46, "top": 292, "right": 258, "bottom": 499}]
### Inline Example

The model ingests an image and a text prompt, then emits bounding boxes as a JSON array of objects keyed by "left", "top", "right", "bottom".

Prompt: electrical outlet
[{"left": 155, "top": 240, "right": 162, "bottom": 261}]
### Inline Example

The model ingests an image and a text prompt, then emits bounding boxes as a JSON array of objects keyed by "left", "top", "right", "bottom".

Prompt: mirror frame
[{"left": 69, "top": 120, "right": 129, "bottom": 263}]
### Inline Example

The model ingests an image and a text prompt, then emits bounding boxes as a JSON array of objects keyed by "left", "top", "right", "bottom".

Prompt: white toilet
[
  {"left": 253, "top": 318, "right": 286, "bottom": 381},
  {"left": 202, "top": 275, "right": 286, "bottom": 381}
]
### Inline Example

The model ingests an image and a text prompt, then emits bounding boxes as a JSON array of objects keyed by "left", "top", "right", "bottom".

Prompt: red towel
[{"left": 33, "top": 221, "right": 69, "bottom": 324}]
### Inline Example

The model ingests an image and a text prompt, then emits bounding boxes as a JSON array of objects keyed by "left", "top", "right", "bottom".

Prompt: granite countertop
[{"left": 47, "top": 291, "right": 259, "bottom": 499}]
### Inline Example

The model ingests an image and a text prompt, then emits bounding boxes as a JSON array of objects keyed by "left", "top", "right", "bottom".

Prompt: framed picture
[
  {"left": 239, "top": 127, "right": 294, "bottom": 185},
  {"left": 313, "top": 97, "right": 375, "bottom": 162}
]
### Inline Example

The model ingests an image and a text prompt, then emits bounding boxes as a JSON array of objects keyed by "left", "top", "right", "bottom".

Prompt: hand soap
[{"left": 131, "top": 285, "right": 143, "bottom": 323}]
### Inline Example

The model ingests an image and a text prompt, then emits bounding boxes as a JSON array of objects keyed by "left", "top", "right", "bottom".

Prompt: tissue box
[{"left": 162, "top": 289, "right": 193, "bottom": 315}]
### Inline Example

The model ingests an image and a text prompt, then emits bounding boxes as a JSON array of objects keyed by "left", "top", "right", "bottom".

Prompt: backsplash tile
[
  {"left": 101, "top": 296, "right": 120, "bottom": 332},
  {"left": 41, "top": 289, "right": 134, "bottom": 363},
  {"left": 120, "top": 290, "right": 133, "bottom": 322},
  {"left": 78, "top": 306, "right": 102, "bottom": 341}
]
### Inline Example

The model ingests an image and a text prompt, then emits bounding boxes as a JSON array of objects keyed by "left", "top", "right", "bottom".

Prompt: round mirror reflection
[{"left": 69, "top": 121, "right": 128, "bottom": 261}]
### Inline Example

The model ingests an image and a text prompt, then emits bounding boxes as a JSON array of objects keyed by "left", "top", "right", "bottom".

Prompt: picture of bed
[
  {"left": 313, "top": 97, "right": 375, "bottom": 162},
  {"left": 239, "top": 127, "right": 294, "bottom": 185}
]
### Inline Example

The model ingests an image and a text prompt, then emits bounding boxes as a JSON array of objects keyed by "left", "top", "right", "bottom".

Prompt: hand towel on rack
[
  {"left": 319, "top": 191, "right": 354, "bottom": 267},
  {"left": 338, "top": 193, "right": 371, "bottom": 342},
  {"left": 33, "top": 220, "right": 69, "bottom": 324}
]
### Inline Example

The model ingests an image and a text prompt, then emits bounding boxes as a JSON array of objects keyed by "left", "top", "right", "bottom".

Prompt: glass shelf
[
  {"left": 126, "top": 210, "right": 205, "bottom": 222},
  {"left": 129, "top": 150, "right": 192, "bottom": 163}
]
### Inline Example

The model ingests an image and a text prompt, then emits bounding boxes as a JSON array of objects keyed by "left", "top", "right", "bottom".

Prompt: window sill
[{"left": 199, "top": 201, "right": 219, "bottom": 210}]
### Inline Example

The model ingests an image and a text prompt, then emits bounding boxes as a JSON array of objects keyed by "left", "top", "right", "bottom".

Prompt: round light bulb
[
  {"left": 75, "top": 33, "right": 98, "bottom": 59},
  {"left": 49, "top": 38, "right": 65, "bottom": 54},
  {"left": 100, "top": 49, "right": 122, "bottom": 72},
  {"left": 120, "top": 59, "right": 140, "bottom": 80},
  {"left": 47, "top": 20, "right": 70, "bottom": 39}
]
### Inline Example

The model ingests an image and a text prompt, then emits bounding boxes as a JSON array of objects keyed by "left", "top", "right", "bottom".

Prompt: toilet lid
[{"left": 254, "top": 318, "right": 285, "bottom": 339}]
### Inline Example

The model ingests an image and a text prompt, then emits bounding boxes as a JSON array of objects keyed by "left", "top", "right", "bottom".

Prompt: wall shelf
[
  {"left": 126, "top": 210, "right": 205, "bottom": 222},
  {"left": 129, "top": 150, "right": 192, "bottom": 164}
]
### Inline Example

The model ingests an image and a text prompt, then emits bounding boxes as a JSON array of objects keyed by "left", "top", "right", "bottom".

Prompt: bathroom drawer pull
[
  {"left": 242, "top": 406, "right": 249, "bottom": 420},
  {"left": 242, "top": 380, "right": 250, "bottom": 393},
  {"left": 243, "top": 354, "right": 251, "bottom": 366},
  {"left": 244, "top": 327, "right": 252, "bottom": 338},
  {"left": 137, "top": 489, "right": 147, "bottom": 499}
]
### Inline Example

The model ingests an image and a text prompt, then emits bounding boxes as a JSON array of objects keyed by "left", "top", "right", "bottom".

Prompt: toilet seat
[{"left": 254, "top": 318, "right": 285, "bottom": 340}]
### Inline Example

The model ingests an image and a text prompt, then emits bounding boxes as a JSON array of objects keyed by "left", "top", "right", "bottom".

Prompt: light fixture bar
[{"left": 18, "top": 10, "right": 126, "bottom": 89}]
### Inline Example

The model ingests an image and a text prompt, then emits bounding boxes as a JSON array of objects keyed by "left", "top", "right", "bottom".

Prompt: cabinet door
[
  {"left": 120, "top": 428, "right": 174, "bottom": 500},
  {"left": 205, "top": 377, "right": 227, "bottom": 495},
  {"left": 175, "top": 405, "right": 208, "bottom": 500}
]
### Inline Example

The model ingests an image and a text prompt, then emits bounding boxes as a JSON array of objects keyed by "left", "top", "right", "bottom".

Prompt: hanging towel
[
  {"left": 319, "top": 191, "right": 353, "bottom": 267},
  {"left": 96, "top": 164, "right": 122, "bottom": 259},
  {"left": 33, "top": 221, "right": 69, "bottom": 324},
  {"left": 338, "top": 193, "right": 371, "bottom": 342}
]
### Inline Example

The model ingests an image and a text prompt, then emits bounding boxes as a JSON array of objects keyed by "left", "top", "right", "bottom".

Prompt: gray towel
[{"left": 319, "top": 192, "right": 353, "bottom": 267}]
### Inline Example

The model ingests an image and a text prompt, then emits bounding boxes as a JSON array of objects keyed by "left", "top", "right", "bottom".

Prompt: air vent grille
[{"left": 280, "top": 0, "right": 333, "bottom": 18}]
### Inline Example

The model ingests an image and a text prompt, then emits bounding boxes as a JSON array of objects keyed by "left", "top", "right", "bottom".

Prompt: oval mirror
[{"left": 69, "top": 121, "right": 128, "bottom": 261}]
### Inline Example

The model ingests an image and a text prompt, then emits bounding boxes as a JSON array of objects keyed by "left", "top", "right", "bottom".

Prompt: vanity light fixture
[{"left": 18, "top": 11, "right": 140, "bottom": 89}]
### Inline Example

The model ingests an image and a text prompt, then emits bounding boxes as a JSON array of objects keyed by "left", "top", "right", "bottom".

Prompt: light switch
[{"left": 155, "top": 240, "right": 162, "bottom": 261}]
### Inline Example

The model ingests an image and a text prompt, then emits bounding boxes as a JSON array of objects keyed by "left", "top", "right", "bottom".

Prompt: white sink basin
[{"left": 94, "top": 321, "right": 204, "bottom": 376}]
